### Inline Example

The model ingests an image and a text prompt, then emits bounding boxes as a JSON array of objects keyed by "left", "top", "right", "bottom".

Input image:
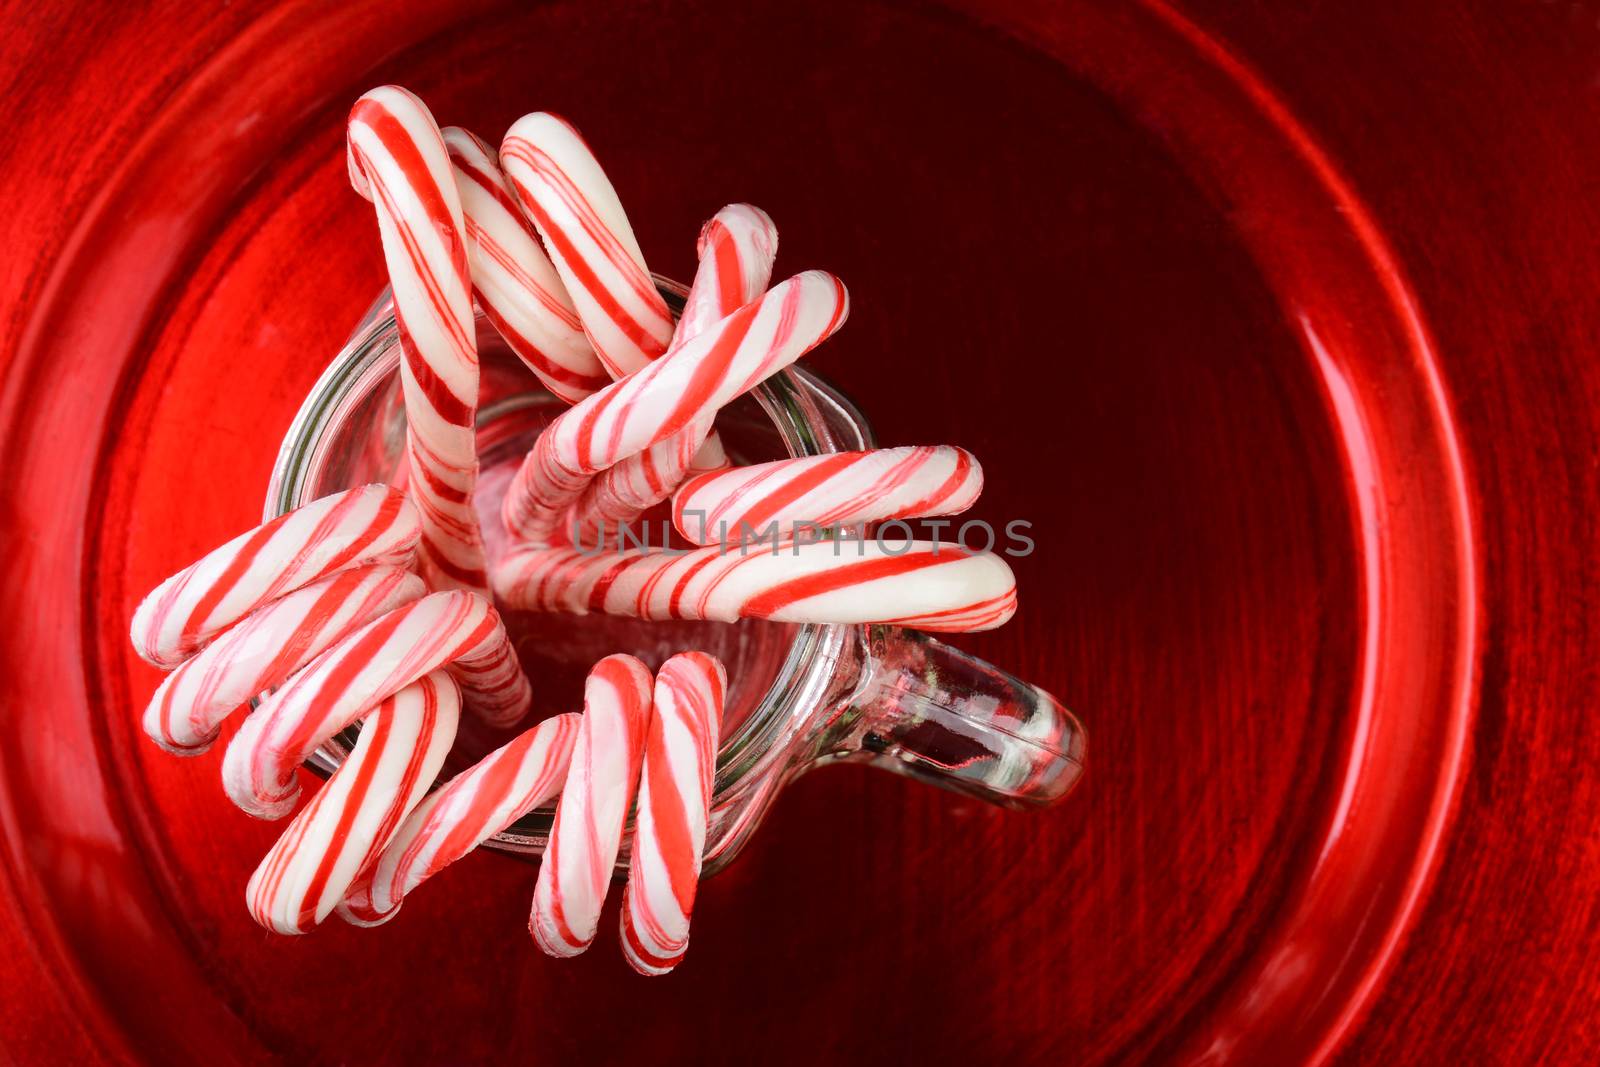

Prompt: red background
[{"left": 1, "top": 1, "right": 1596, "bottom": 1063}]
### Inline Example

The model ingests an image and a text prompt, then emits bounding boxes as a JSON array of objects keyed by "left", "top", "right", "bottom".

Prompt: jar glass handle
[{"left": 820, "top": 627, "right": 1086, "bottom": 808}]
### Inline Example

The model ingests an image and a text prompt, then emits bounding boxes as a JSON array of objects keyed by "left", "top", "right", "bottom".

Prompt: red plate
[{"left": 1, "top": 1, "right": 1592, "bottom": 1063}]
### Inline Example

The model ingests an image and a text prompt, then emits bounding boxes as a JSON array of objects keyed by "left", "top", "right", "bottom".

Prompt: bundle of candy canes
[{"left": 129, "top": 86, "right": 1017, "bottom": 974}]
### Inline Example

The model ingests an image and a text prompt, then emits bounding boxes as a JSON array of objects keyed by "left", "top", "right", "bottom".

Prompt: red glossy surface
[{"left": 0, "top": 1, "right": 1587, "bottom": 1063}]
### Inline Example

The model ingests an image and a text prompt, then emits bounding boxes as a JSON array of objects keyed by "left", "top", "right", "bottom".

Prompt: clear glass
[{"left": 267, "top": 280, "right": 1085, "bottom": 874}]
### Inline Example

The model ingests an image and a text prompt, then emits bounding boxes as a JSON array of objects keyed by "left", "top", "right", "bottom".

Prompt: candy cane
[
  {"left": 497, "top": 120, "right": 743, "bottom": 537},
  {"left": 666, "top": 204, "right": 779, "bottom": 483},
  {"left": 566, "top": 204, "right": 778, "bottom": 540},
  {"left": 130, "top": 485, "right": 418, "bottom": 669},
  {"left": 347, "top": 86, "right": 488, "bottom": 593},
  {"left": 502, "top": 270, "right": 849, "bottom": 544},
  {"left": 222, "top": 589, "right": 531, "bottom": 819},
  {"left": 494, "top": 539, "right": 1018, "bottom": 633},
  {"left": 620, "top": 652, "right": 725, "bottom": 975},
  {"left": 329, "top": 652, "right": 722, "bottom": 963},
  {"left": 143, "top": 563, "right": 424, "bottom": 755},
  {"left": 132, "top": 490, "right": 532, "bottom": 931},
  {"left": 339, "top": 709, "right": 581, "bottom": 927},
  {"left": 247, "top": 672, "right": 460, "bottom": 934},
  {"left": 443, "top": 126, "right": 608, "bottom": 403},
  {"left": 498, "top": 112, "right": 673, "bottom": 379},
  {"left": 672, "top": 445, "right": 983, "bottom": 546},
  {"left": 529, "top": 654, "right": 654, "bottom": 957}
]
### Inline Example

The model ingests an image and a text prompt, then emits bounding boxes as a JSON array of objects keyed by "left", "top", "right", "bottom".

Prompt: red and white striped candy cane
[
  {"left": 498, "top": 112, "right": 673, "bottom": 379},
  {"left": 672, "top": 445, "right": 983, "bottom": 546},
  {"left": 528, "top": 654, "right": 654, "bottom": 957},
  {"left": 676, "top": 205, "right": 781, "bottom": 345},
  {"left": 347, "top": 86, "right": 489, "bottom": 593},
  {"left": 501, "top": 270, "right": 850, "bottom": 544},
  {"left": 497, "top": 118, "right": 744, "bottom": 538},
  {"left": 222, "top": 589, "right": 531, "bottom": 819},
  {"left": 143, "top": 563, "right": 424, "bottom": 755},
  {"left": 443, "top": 126, "right": 609, "bottom": 403},
  {"left": 494, "top": 538, "right": 1018, "bottom": 633},
  {"left": 620, "top": 652, "right": 725, "bottom": 975},
  {"left": 247, "top": 672, "right": 460, "bottom": 934},
  {"left": 330, "top": 651, "right": 723, "bottom": 967},
  {"left": 566, "top": 204, "right": 779, "bottom": 540},
  {"left": 130, "top": 484, "right": 418, "bottom": 669},
  {"left": 338, "top": 708, "right": 581, "bottom": 927},
  {"left": 132, "top": 488, "right": 530, "bottom": 933}
]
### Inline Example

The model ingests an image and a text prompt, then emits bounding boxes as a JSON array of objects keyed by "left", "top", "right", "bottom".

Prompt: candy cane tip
[
  {"left": 661, "top": 650, "right": 728, "bottom": 695},
  {"left": 351, "top": 84, "right": 428, "bottom": 113},
  {"left": 335, "top": 897, "right": 401, "bottom": 928},
  {"left": 143, "top": 719, "right": 213, "bottom": 757},
  {"left": 505, "top": 110, "right": 581, "bottom": 142},
  {"left": 594, "top": 651, "right": 654, "bottom": 686},
  {"left": 237, "top": 787, "right": 301, "bottom": 822},
  {"left": 441, "top": 125, "right": 494, "bottom": 157},
  {"left": 698, "top": 203, "right": 779, "bottom": 260},
  {"left": 346, "top": 87, "right": 429, "bottom": 200},
  {"left": 792, "top": 269, "right": 850, "bottom": 323},
  {"left": 619, "top": 891, "right": 688, "bottom": 977},
  {"left": 528, "top": 913, "right": 589, "bottom": 959}
]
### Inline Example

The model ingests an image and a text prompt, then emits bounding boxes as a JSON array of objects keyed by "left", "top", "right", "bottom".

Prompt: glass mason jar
[{"left": 266, "top": 281, "right": 1085, "bottom": 875}]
